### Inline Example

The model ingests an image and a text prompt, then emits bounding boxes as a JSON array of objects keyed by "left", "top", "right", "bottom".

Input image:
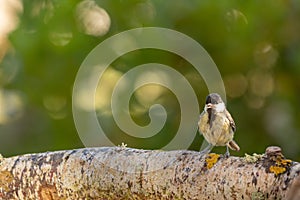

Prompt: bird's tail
[{"left": 227, "top": 140, "right": 240, "bottom": 151}]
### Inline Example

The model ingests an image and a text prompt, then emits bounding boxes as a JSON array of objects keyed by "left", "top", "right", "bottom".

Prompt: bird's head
[{"left": 204, "top": 93, "right": 225, "bottom": 112}]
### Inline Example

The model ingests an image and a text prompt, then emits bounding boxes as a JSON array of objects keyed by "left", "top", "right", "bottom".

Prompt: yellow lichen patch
[
  {"left": 269, "top": 166, "right": 286, "bottom": 176},
  {"left": 0, "top": 170, "right": 14, "bottom": 190},
  {"left": 205, "top": 153, "right": 220, "bottom": 169},
  {"left": 269, "top": 158, "right": 292, "bottom": 176},
  {"left": 244, "top": 153, "right": 264, "bottom": 163},
  {"left": 278, "top": 159, "right": 292, "bottom": 166}
]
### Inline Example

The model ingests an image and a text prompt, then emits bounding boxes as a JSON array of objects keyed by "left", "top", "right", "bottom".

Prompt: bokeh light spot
[
  {"left": 248, "top": 69, "right": 274, "bottom": 98},
  {"left": 134, "top": 70, "right": 169, "bottom": 106},
  {"left": 0, "top": 90, "right": 24, "bottom": 124},
  {"left": 49, "top": 31, "right": 73, "bottom": 46},
  {"left": 254, "top": 42, "right": 279, "bottom": 69},
  {"left": 43, "top": 95, "right": 67, "bottom": 120},
  {"left": 224, "top": 73, "right": 248, "bottom": 98},
  {"left": 75, "top": 0, "right": 111, "bottom": 37}
]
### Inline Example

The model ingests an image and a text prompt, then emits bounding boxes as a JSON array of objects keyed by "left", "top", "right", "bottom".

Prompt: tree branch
[{"left": 0, "top": 146, "right": 299, "bottom": 199}]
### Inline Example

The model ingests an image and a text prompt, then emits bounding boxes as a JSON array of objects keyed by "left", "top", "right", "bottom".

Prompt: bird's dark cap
[{"left": 205, "top": 93, "right": 224, "bottom": 104}]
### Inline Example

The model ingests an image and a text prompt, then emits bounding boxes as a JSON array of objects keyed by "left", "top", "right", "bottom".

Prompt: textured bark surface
[{"left": 0, "top": 146, "right": 299, "bottom": 200}]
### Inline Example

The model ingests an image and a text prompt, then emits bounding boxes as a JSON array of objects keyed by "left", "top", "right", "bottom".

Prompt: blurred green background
[{"left": 0, "top": 0, "right": 299, "bottom": 160}]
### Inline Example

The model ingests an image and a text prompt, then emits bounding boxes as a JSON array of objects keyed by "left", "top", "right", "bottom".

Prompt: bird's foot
[{"left": 224, "top": 146, "right": 230, "bottom": 158}]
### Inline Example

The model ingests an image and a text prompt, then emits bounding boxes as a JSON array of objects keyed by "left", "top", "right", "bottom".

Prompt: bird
[{"left": 198, "top": 93, "right": 240, "bottom": 156}]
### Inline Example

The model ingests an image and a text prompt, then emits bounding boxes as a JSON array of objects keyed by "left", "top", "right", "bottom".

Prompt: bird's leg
[
  {"left": 200, "top": 143, "right": 214, "bottom": 155},
  {"left": 224, "top": 146, "right": 230, "bottom": 158}
]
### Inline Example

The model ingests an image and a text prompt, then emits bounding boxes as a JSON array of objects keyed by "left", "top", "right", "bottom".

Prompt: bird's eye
[{"left": 205, "top": 95, "right": 211, "bottom": 104}]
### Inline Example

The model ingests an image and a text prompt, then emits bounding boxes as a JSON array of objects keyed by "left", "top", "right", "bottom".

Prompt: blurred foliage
[{"left": 0, "top": 0, "right": 299, "bottom": 160}]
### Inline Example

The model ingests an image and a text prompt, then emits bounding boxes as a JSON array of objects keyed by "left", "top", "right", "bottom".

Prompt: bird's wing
[{"left": 225, "top": 110, "right": 236, "bottom": 132}]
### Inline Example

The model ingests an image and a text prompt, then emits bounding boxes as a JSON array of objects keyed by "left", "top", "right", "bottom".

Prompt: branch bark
[{"left": 0, "top": 146, "right": 299, "bottom": 199}]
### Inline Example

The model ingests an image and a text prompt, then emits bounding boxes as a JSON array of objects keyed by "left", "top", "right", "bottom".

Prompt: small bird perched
[{"left": 198, "top": 93, "right": 240, "bottom": 156}]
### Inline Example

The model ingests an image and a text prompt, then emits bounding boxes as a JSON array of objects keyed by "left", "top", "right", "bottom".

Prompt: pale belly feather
[{"left": 198, "top": 111, "right": 233, "bottom": 146}]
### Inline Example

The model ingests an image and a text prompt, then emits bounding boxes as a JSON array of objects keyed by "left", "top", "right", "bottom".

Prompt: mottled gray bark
[{"left": 0, "top": 146, "right": 299, "bottom": 200}]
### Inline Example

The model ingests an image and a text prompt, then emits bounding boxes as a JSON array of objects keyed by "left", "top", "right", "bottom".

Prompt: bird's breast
[{"left": 199, "top": 111, "right": 234, "bottom": 146}]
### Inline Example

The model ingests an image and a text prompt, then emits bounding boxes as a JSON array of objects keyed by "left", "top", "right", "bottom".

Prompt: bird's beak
[{"left": 206, "top": 103, "right": 213, "bottom": 108}]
